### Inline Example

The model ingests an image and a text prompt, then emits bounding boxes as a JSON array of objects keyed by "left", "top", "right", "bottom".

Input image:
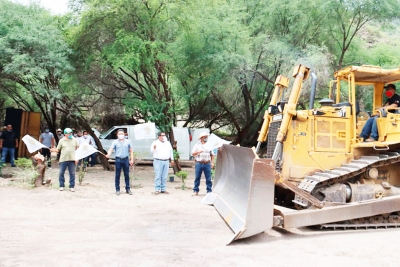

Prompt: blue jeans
[
  {"left": 193, "top": 162, "right": 212, "bottom": 193},
  {"left": 1, "top": 147, "right": 15, "bottom": 166},
  {"left": 90, "top": 152, "right": 97, "bottom": 166},
  {"left": 360, "top": 116, "right": 378, "bottom": 140},
  {"left": 115, "top": 158, "right": 130, "bottom": 191},
  {"left": 59, "top": 161, "right": 76, "bottom": 188},
  {"left": 153, "top": 159, "right": 169, "bottom": 192}
]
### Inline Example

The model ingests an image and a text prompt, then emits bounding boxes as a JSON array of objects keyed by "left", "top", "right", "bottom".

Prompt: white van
[{"left": 98, "top": 125, "right": 208, "bottom": 161}]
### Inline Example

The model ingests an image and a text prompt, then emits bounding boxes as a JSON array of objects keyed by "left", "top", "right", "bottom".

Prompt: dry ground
[{"left": 1, "top": 161, "right": 400, "bottom": 267}]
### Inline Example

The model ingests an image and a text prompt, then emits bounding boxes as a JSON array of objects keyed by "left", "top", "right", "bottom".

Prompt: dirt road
[{"left": 1, "top": 164, "right": 400, "bottom": 267}]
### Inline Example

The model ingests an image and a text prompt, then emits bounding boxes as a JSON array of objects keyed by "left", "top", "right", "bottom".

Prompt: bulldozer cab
[{"left": 333, "top": 65, "right": 400, "bottom": 144}]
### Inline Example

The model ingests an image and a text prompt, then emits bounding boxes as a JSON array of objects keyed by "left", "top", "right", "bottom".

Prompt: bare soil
[{"left": 1, "top": 161, "right": 400, "bottom": 267}]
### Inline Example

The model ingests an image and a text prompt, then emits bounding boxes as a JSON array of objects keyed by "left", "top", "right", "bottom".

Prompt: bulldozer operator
[{"left": 360, "top": 83, "right": 400, "bottom": 142}]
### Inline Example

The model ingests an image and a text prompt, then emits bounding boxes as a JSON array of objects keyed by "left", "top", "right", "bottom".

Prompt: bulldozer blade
[{"left": 202, "top": 145, "right": 275, "bottom": 244}]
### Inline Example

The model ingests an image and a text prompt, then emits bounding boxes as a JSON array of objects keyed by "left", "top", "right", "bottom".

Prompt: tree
[
  {"left": 324, "top": 0, "right": 400, "bottom": 69},
  {"left": 0, "top": 0, "right": 111, "bottom": 168},
  {"left": 70, "top": 0, "right": 182, "bottom": 137},
  {"left": 0, "top": 0, "right": 73, "bottom": 133}
]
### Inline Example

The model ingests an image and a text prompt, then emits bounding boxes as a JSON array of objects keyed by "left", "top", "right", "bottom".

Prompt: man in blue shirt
[
  {"left": 39, "top": 126, "right": 55, "bottom": 168},
  {"left": 106, "top": 129, "right": 134, "bottom": 195}
]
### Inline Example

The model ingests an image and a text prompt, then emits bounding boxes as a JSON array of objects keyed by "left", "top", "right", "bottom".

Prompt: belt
[
  {"left": 116, "top": 157, "right": 128, "bottom": 160},
  {"left": 155, "top": 158, "right": 169, "bottom": 161},
  {"left": 196, "top": 160, "right": 210, "bottom": 164}
]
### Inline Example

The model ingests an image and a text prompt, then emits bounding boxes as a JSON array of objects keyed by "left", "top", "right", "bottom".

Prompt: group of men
[
  {"left": 39, "top": 127, "right": 98, "bottom": 169},
  {"left": 104, "top": 130, "right": 214, "bottom": 196},
  {"left": 1, "top": 124, "right": 214, "bottom": 196}
]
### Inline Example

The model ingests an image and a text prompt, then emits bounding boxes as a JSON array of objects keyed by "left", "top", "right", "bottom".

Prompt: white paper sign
[
  {"left": 21, "top": 135, "right": 48, "bottom": 153},
  {"left": 134, "top": 123, "right": 156, "bottom": 140},
  {"left": 75, "top": 143, "right": 98, "bottom": 161},
  {"left": 202, "top": 133, "right": 231, "bottom": 151}
]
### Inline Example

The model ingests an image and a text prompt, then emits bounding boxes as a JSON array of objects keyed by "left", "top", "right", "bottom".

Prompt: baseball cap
[
  {"left": 384, "top": 84, "right": 396, "bottom": 90},
  {"left": 64, "top": 128, "right": 73, "bottom": 134}
]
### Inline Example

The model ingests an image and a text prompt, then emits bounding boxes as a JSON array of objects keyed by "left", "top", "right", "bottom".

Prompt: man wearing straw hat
[{"left": 191, "top": 132, "right": 214, "bottom": 196}]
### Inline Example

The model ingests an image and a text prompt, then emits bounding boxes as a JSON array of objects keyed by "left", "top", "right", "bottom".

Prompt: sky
[{"left": 12, "top": 0, "right": 69, "bottom": 14}]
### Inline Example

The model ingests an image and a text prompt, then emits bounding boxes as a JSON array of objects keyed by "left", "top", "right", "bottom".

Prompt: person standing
[
  {"left": 0, "top": 126, "right": 6, "bottom": 156},
  {"left": 106, "top": 129, "right": 134, "bottom": 195},
  {"left": 39, "top": 126, "right": 55, "bottom": 168},
  {"left": 76, "top": 130, "right": 91, "bottom": 171},
  {"left": 150, "top": 132, "right": 174, "bottom": 195},
  {"left": 0, "top": 124, "right": 18, "bottom": 167},
  {"left": 56, "top": 128, "right": 64, "bottom": 161},
  {"left": 89, "top": 133, "right": 97, "bottom": 167},
  {"left": 56, "top": 128, "right": 64, "bottom": 140},
  {"left": 191, "top": 132, "right": 214, "bottom": 196},
  {"left": 50, "top": 128, "right": 79, "bottom": 192}
]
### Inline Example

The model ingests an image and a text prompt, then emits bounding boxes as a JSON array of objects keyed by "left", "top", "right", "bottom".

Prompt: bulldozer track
[
  {"left": 318, "top": 212, "right": 400, "bottom": 229},
  {"left": 319, "top": 223, "right": 400, "bottom": 230},
  {"left": 292, "top": 151, "right": 400, "bottom": 228},
  {"left": 294, "top": 151, "right": 400, "bottom": 207}
]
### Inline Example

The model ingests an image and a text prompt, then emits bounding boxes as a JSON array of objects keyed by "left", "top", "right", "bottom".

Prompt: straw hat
[
  {"left": 198, "top": 132, "right": 209, "bottom": 140},
  {"left": 34, "top": 152, "right": 44, "bottom": 162}
]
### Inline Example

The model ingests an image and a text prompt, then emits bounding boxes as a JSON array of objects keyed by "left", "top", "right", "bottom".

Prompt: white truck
[{"left": 98, "top": 125, "right": 209, "bottom": 161}]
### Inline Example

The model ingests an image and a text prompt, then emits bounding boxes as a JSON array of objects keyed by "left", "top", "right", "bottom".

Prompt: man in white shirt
[
  {"left": 76, "top": 130, "right": 91, "bottom": 171},
  {"left": 150, "top": 132, "right": 174, "bottom": 194},
  {"left": 89, "top": 134, "right": 98, "bottom": 167}
]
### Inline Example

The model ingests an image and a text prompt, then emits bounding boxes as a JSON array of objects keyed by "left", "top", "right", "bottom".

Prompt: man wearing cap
[
  {"left": 50, "top": 128, "right": 79, "bottom": 192},
  {"left": 150, "top": 132, "right": 174, "bottom": 195},
  {"left": 191, "top": 132, "right": 215, "bottom": 195},
  {"left": 106, "top": 129, "right": 134, "bottom": 195},
  {"left": 360, "top": 83, "right": 400, "bottom": 142},
  {"left": 39, "top": 126, "right": 55, "bottom": 168}
]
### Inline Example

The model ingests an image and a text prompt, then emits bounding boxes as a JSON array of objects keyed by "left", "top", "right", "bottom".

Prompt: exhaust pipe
[{"left": 308, "top": 72, "right": 317, "bottom": 109}]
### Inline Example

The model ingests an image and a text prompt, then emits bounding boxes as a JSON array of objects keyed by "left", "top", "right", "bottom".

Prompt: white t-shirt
[
  {"left": 78, "top": 136, "right": 91, "bottom": 145},
  {"left": 150, "top": 139, "right": 174, "bottom": 160}
]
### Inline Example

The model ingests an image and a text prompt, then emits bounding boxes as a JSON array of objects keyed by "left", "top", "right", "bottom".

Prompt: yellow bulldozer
[{"left": 203, "top": 64, "right": 400, "bottom": 244}]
